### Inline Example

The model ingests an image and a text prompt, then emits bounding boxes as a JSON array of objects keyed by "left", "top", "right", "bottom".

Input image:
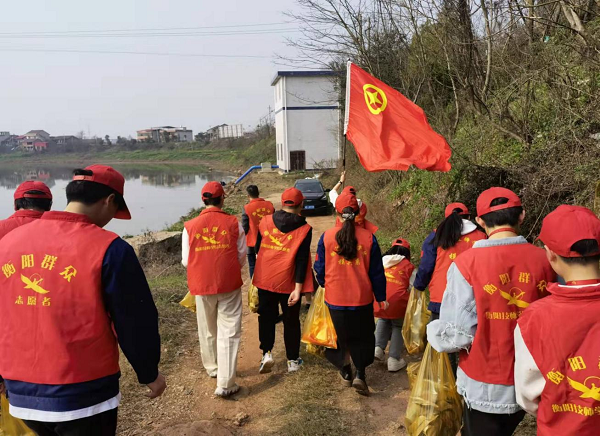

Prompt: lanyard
[
  {"left": 487, "top": 227, "right": 517, "bottom": 238},
  {"left": 565, "top": 279, "right": 600, "bottom": 286}
]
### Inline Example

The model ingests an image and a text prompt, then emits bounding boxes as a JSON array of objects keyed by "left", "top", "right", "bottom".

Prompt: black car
[{"left": 294, "top": 178, "right": 332, "bottom": 215}]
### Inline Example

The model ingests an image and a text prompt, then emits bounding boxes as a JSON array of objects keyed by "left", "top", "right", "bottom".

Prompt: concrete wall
[{"left": 286, "top": 109, "right": 339, "bottom": 170}]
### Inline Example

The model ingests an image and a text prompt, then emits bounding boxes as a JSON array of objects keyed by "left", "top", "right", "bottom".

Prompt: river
[{"left": 0, "top": 164, "right": 233, "bottom": 236}]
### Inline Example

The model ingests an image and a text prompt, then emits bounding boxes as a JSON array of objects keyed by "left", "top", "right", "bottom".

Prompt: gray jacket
[{"left": 426, "top": 236, "right": 529, "bottom": 415}]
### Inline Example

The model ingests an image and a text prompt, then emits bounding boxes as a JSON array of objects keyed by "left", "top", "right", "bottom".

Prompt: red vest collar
[
  {"left": 11, "top": 209, "right": 44, "bottom": 219},
  {"left": 249, "top": 198, "right": 265, "bottom": 203},
  {"left": 41, "top": 211, "right": 95, "bottom": 225},
  {"left": 200, "top": 207, "right": 229, "bottom": 216},
  {"left": 487, "top": 227, "right": 518, "bottom": 238},
  {"left": 547, "top": 281, "right": 600, "bottom": 298}
]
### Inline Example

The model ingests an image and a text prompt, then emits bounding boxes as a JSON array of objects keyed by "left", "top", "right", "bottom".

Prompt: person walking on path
[
  {"left": 0, "top": 180, "right": 53, "bottom": 240},
  {"left": 252, "top": 187, "right": 314, "bottom": 374},
  {"left": 515, "top": 205, "right": 600, "bottom": 436},
  {"left": 373, "top": 237, "right": 415, "bottom": 372},
  {"left": 0, "top": 165, "right": 165, "bottom": 436},
  {"left": 427, "top": 187, "right": 556, "bottom": 436},
  {"left": 314, "top": 193, "right": 387, "bottom": 396},
  {"left": 241, "top": 184, "right": 274, "bottom": 278},
  {"left": 182, "top": 181, "right": 246, "bottom": 397}
]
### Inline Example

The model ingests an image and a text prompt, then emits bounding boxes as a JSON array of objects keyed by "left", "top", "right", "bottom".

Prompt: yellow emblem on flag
[{"left": 363, "top": 84, "right": 387, "bottom": 115}]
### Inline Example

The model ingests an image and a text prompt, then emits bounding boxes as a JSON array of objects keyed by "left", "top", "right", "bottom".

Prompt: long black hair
[
  {"left": 335, "top": 206, "right": 358, "bottom": 260},
  {"left": 433, "top": 209, "right": 468, "bottom": 250},
  {"left": 383, "top": 245, "right": 411, "bottom": 259}
]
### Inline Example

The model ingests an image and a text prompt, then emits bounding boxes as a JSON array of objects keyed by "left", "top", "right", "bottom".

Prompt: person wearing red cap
[
  {"left": 0, "top": 165, "right": 165, "bottom": 436},
  {"left": 0, "top": 181, "right": 53, "bottom": 240},
  {"left": 182, "top": 181, "right": 246, "bottom": 398},
  {"left": 252, "top": 187, "right": 314, "bottom": 374},
  {"left": 241, "top": 184, "right": 274, "bottom": 278},
  {"left": 373, "top": 237, "right": 415, "bottom": 372},
  {"left": 314, "top": 193, "right": 388, "bottom": 395},
  {"left": 514, "top": 205, "right": 600, "bottom": 436},
  {"left": 427, "top": 187, "right": 555, "bottom": 436}
]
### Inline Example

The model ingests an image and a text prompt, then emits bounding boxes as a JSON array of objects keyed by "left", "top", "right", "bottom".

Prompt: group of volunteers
[
  {"left": 0, "top": 165, "right": 598, "bottom": 436},
  {"left": 0, "top": 166, "right": 165, "bottom": 436}
]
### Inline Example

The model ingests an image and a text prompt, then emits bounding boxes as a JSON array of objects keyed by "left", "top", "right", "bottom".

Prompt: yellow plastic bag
[
  {"left": 301, "top": 288, "right": 337, "bottom": 349},
  {"left": 305, "top": 343, "right": 326, "bottom": 358},
  {"left": 407, "top": 361, "right": 421, "bottom": 390},
  {"left": 1, "top": 394, "right": 35, "bottom": 436},
  {"left": 179, "top": 292, "right": 196, "bottom": 313},
  {"left": 402, "top": 289, "right": 430, "bottom": 355},
  {"left": 405, "top": 344, "right": 463, "bottom": 436},
  {"left": 248, "top": 284, "right": 259, "bottom": 313}
]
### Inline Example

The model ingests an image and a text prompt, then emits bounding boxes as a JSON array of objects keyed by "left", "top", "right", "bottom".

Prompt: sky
[{"left": 0, "top": 0, "right": 308, "bottom": 138}]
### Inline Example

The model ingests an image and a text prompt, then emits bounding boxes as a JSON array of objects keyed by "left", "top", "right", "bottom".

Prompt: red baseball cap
[
  {"left": 73, "top": 165, "right": 131, "bottom": 220},
  {"left": 201, "top": 181, "right": 225, "bottom": 200},
  {"left": 14, "top": 181, "right": 52, "bottom": 200},
  {"left": 392, "top": 237, "right": 411, "bottom": 249},
  {"left": 281, "top": 187, "right": 304, "bottom": 207},
  {"left": 445, "top": 202, "right": 469, "bottom": 218},
  {"left": 477, "top": 187, "right": 522, "bottom": 217},
  {"left": 335, "top": 192, "right": 359, "bottom": 214},
  {"left": 538, "top": 205, "right": 600, "bottom": 257},
  {"left": 341, "top": 186, "right": 357, "bottom": 196}
]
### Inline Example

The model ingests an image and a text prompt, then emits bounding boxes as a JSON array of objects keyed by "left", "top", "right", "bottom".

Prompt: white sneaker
[
  {"left": 287, "top": 358, "right": 304, "bottom": 373},
  {"left": 388, "top": 357, "right": 407, "bottom": 372},
  {"left": 374, "top": 346, "right": 385, "bottom": 361},
  {"left": 214, "top": 384, "right": 240, "bottom": 398},
  {"left": 207, "top": 370, "right": 217, "bottom": 378},
  {"left": 259, "top": 351, "right": 275, "bottom": 374}
]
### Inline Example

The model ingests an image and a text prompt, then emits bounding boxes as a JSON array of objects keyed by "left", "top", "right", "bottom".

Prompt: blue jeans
[{"left": 375, "top": 318, "right": 404, "bottom": 359}]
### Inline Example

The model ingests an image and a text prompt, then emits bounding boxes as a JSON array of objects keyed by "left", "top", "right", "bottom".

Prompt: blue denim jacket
[{"left": 426, "top": 236, "right": 529, "bottom": 414}]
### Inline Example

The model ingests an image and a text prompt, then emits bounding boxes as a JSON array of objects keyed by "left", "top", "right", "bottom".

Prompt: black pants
[
  {"left": 258, "top": 288, "right": 301, "bottom": 361},
  {"left": 247, "top": 248, "right": 256, "bottom": 278},
  {"left": 23, "top": 408, "right": 118, "bottom": 436},
  {"left": 462, "top": 407, "right": 525, "bottom": 436},
  {"left": 325, "top": 306, "right": 375, "bottom": 374},
  {"left": 430, "top": 311, "right": 459, "bottom": 377}
]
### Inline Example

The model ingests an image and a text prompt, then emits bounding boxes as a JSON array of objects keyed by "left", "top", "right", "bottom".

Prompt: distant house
[
  {"left": 19, "top": 130, "right": 52, "bottom": 151},
  {"left": 136, "top": 126, "right": 193, "bottom": 143},
  {"left": 0, "top": 132, "right": 18, "bottom": 149},
  {"left": 207, "top": 124, "right": 244, "bottom": 140},
  {"left": 51, "top": 135, "right": 79, "bottom": 147}
]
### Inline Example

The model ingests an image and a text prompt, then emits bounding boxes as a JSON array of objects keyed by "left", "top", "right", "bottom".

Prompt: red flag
[{"left": 344, "top": 62, "right": 451, "bottom": 172}]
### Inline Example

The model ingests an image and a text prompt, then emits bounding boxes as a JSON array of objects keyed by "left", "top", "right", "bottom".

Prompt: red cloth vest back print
[
  {"left": 185, "top": 208, "right": 243, "bottom": 296},
  {"left": 0, "top": 210, "right": 44, "bottom": 241},
  {"left": 374, "top": 258, "right": 415, "bottom": 319},
  {"left": 455, "top": 242, "right": 555, "bottom": 384},
  {"left": 252, "top": 215, "right": 314, "bottom": 294},
  {"left": 518, "top": 283, "right": 600, "bottom": 436},
  {"left": 0, "top": 212, "right": 120, "bottom": 385},
  {"left": 429, "top": 229, "right": 486, "bottom": 303},
  {"left": 244, "top": 198, "right": 274, "bottom": 247},
  {"left": 323, "top": 226, "right": 374, "bottom": 307}
]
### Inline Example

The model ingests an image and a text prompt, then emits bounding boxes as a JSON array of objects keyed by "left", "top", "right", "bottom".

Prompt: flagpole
[
  {"left": 342, "top": 135, "right": 348, "bottom": 188},
  {"left": 342, "top": 60, "right": 352, "bottom": 189}
]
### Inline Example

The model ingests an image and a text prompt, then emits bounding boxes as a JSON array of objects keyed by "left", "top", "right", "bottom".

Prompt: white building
[{"left": 272, "top": 71, "right": 340, "bottom": 171}]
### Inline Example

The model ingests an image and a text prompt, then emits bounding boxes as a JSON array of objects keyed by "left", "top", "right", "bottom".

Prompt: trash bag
[
  {"left": 402, "top": 288, "right": 430, "bottom": 355},
  {"left": 248, "top": 284, "right": 259, "bottom": 313},
  {"left": 405, "top": 344, "right": 463, "bottom": 436},
  {"left": 1, "top": 394, "right": 35, "bottom": 436},
  {"left": 179, "top": 292, "right": 196, "bottom": 313},
  {"left": 407, "top": 361, "right": 421, "bottom": 390},
  {"left": 305, "top": 343, "right": 326, "bottom": 358},
  {"left": 301, "top": 287, "right": 337, "bottom": 349}
]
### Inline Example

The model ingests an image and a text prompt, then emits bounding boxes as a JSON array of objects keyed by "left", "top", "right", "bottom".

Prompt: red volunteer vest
[
  {"left": 323, "top": 226, "right": 374, "bottom": 307},
  {"left": 0, "top": 212, "right": 120, "bottom": 384},
  {"left": 0, "top": 209, "right": 44, "bottom": 240},
  {"left": 519, "top": 283, "right": 600, "bottom": 436},
  {"left": 374, "top": 258, "right": 415, "bottom": 319},
  {"left": 244, "top": 198, "right": 274, "bottom": 247},
  {"left": 185, "top": 208, "right": 243, "bottom": 296},
  {"left": 335, "top": 216, "right": 378, "bottom": 234},
  {"left": 429, "top": 229, "right": 486, "bottom": 303},
  {"left": 252, "top": 215, "right": 314, "bottom": 294},
  {"left": 455, "top": 242, "right": 555, "bottom": 384}
]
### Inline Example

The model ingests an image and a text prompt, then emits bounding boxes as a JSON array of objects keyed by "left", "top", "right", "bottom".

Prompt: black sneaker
[
  {"left": 339, "top": 364, "right": 353, "bottom": 387},
  {"left": 352, "top": 371, "right": 369, "bottom": 396}
]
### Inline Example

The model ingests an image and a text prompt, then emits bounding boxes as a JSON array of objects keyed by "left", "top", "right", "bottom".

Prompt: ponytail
[
  {"left": 383, "top": 245, "right": 411, "bottom": 260},
  {"left": 433, "top": 210, "right": 466, "bottom": 250},
  {"left": 335, "top": 206, "right": 358, "bottom": 260}
]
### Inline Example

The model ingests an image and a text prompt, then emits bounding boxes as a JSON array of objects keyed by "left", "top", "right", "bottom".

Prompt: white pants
[{"left": 195, "top": 290, "right": 242, "bottom": 389}]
